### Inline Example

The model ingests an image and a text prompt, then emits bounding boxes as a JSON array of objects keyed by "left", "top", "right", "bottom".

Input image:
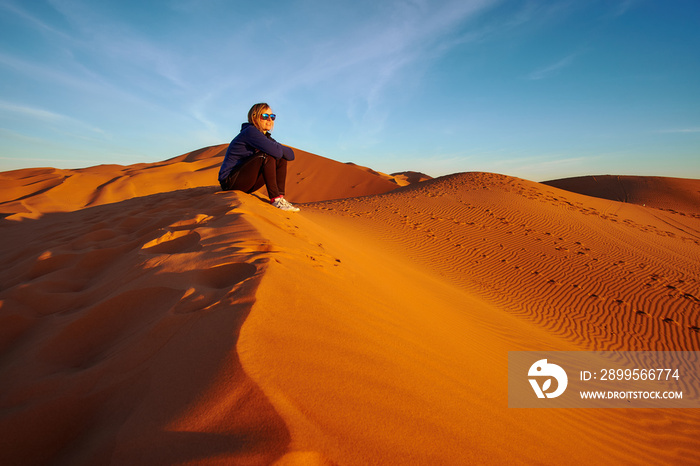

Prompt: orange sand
[
  {"left": 544, "top": 175, "right": 700, "bottom": 215},
  {"left": 0, "top": 146, "right": 698, "bottom": 465}
]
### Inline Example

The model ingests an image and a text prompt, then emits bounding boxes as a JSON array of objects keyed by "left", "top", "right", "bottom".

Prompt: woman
[{"left": 218, "top": 103, "right": 299, "bottom": 212}]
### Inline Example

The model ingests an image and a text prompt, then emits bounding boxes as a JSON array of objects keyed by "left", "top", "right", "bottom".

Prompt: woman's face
[{"left": 258, "top": 108, "right": 275, "bottom": 133}]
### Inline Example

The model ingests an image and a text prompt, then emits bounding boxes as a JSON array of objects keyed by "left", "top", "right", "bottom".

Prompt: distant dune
[
  {"left": 544, "top": 175, "right": 700, "bottom": 215},
  {"left": 343, "top": 163, "right": 431, "bottom": 187},
  {"left": 1, "top": 147, "right": 698, "bottom": 465},
  {"left": 390, "top": 170, "right": 433, "bottom": 186}
]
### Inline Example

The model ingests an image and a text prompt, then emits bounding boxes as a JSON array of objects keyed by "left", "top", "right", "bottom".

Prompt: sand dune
[
  {"left": 544, "top": 175, "right": 700, "bottom": 215},
  {"left": 390, "top": 170, "right": 433, "bottom": 186},
  {"left": 0, "top": 145, "right": 397, "bottom": 220},
  {"left": 0, "top": 148, "right": 698, "bottom": 465},
  {"left": 341, "top": 164, "right": 431, "bottom": 187},
  {"left": 309, "top": 172, "right": 700, "bottom": 351}
]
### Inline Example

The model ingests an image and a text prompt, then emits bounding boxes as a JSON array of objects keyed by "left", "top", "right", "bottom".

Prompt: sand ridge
[
  {"left": 1, "top": 148, "right": 699, "bottom": 464},
  {"left": 544, "top": 175, "right": 700, "bottom": 215},
  {"left": 239, "top": 183, "right": 699, "bottom": 464},
  {"left": 0, "top": 188, "right": 292, "bottom": 464},
  {"left": 0, "top": 145, "right": 398, "bottom": 220},
  {"left": 308, "top": 172, "right": 700, "bottom": 351}
]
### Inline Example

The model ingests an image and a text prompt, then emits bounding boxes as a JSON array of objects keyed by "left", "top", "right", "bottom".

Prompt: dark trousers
[{"left": 219, "top": 154, "right": 287, "bottom": 200}]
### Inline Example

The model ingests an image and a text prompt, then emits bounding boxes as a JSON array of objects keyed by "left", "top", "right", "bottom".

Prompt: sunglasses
[{"left": 260, "top": 113, "right": 276, "bottom": 121}]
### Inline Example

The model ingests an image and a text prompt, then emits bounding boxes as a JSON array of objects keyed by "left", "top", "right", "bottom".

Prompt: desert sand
[{"left": 0, "top": 145, "right": 698, "bottom": 465}]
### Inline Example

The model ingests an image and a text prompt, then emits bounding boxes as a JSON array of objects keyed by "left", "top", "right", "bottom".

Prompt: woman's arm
[{"left": 243, "top": 126, "right": 295, "bottom": 161}]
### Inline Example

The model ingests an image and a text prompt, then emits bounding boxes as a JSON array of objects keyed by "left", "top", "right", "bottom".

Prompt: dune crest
[
  {"left": 1, "top": 149, "right": 699, "bottom": 464},
  {"left": 544, "top": 175, "right": 700, "bottom": 215},
  {"left": 0, "top": 145, "right": 397, "bottom": 220},
  {"left": 0, "top": 188, "right": 293, "bottom": 464},
  {"left": 390, "top": 170, "right": 433, "bottom": 186},
  {"left": 309, "top": 172, "right": 700, "bottom": 351}
]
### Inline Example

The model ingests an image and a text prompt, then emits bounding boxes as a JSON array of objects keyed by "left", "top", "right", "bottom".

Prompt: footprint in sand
[
  {"left": 168, "top": 214, "right": 213, "bottom": 231},
  {"left": 169, "top": 262, "right": 261, "bottom": 314},
  {"left": 194, "top": 262, "right": 258, "bottom": 290},
  {"left": 28, "top": 251, "right": 77, "bottom": 280},
  {"left": 141, "top": 230, "right": 202, "bottom": 254},
  {"left": 72, "top": 228, "right": 119, "bottom": 247},
  {"left": 38, "top": 286, "right": 185, "bottom": 368}
]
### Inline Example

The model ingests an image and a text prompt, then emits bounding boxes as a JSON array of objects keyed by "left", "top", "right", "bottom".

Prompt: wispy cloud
[
  {"left": 44, "top": 0, "right": 190, "bottom": 91},
  {"left": 0, "top": 155, "right": 90, "bottom": 164},
  {"left": 0, "top": 51, "right": 91, "bottom": 90},
  {"left": 657, "top": 128, "right": 700, "bottom": 134},
  {"left": 274, "top": 1, "right": 501, "bottom": 133},
  {"left": 0, "top": 101, "right": 67, "bottom": 122},
  {"left": 0, "top": 100, "right": 106, "bottom": 135},
  {"left": 3, "top": 0, "right": 505, "bottom": 147},
  {"left": 527, "top": 53, "right": 578, "bottom": 80},
  {"left": 0, "top": 0, "right": 73, "bottom": 40},
  {"left": 494, "top": 154, "right": 605, "bottom": 181},
  {"left": 0, "top": 3, "right": 172, "bottom": 102},
  {"left": 608, "top": 0, "right": 641, "bottom": 18}
]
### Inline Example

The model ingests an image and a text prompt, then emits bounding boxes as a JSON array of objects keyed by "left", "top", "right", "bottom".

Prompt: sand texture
[
  {"left": 544, "top": 175, "right": 700, "bottom": 215},
  {"left": 0, "top": 145, "right": 398, "bottom": 220},
  {"left": 1, "top": 147, "right": 699, "bottom": 465}
]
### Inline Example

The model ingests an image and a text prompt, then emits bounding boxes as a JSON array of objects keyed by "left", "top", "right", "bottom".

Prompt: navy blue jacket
[{"left": 218, "top": 123, "right": 295, "bottom": 182}]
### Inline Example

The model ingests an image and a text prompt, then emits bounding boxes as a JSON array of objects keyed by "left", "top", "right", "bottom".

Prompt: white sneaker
[{"left": 271, "top": 196, "right": 300, "bottom": 212}]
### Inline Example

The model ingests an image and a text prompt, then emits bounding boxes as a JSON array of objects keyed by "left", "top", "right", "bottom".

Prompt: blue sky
[{"left": 1, "top": 0, "right": 698, "bottom": 181}]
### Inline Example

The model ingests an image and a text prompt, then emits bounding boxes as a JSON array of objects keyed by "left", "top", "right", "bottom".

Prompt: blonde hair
[{"left": 248, "top": 102, "right": 271, "bottom": 132}]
